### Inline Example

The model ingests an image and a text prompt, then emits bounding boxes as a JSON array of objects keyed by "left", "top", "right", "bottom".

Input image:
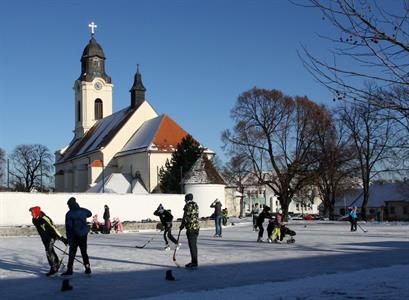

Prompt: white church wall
[
  {"left": 102, "top": 101, "right": 158, "bottom": 178},
  {"left": 0, "top": 192, "right": 185, "bottom": 226},
  {"left": 184, "top": 184, "right": 226, "bottom": 218},
  {"left": 117, "top": 153, "right": 150, "bottom": 190},
  {"left": 149, "top": 152, "right": 172, "bottom": 192}
]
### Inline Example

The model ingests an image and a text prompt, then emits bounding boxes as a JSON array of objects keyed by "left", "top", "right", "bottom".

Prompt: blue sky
[{"left": 0, "top": 0, "right": 338, "bottom": 162}]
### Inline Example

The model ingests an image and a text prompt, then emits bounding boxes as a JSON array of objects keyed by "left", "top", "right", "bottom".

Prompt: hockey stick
[
  {"left": 357, "top": 222, "right": 368, "bottom": 233},
  {"left": 53, "top": 244, "right": 85, "bottom": 265},
  {"left": 172, "top": 228, "right": 182, "bottom": 268},
  {"left": 135, "top": 236, "right": 155, "bottom": 249},
  {"left": 55, "top": 243, "right": 68, "bottom": 271}
]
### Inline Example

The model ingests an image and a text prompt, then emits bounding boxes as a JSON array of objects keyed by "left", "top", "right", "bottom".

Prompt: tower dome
[
  {"left": 81, "top": 36, "right": 106, "bottom": 60},
  {"left": 78, "top": 36, "right": 111, "bottom": 83}
]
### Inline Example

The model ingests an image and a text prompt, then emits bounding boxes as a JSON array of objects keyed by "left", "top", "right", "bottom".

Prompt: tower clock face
[{"left": 94, "top": 82, "right": 103, "bottom": 90}]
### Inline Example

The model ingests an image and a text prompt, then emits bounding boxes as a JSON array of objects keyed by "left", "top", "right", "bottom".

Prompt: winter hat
[
  {"left": 29, "top": 206, "right": 41, "bottom": 218},
  {"left": 278, "top": 209, "right": 283, "bottom": 214},
  {"left": 67, "top": 197, "right": 76, "bottom": 206},
  {"left": 67, "top": 197, "right": 79, "bottom": 210},
  {"left": 263, "top": 205, "right": 271, "bottom": 212},
  {"left": 185, "top": 193, "right": 193, "bottom": 202}
]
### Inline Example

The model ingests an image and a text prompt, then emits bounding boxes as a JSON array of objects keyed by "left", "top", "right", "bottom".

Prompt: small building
[{"left": 334, "top": 182, "right": 409, "bottom": 221}]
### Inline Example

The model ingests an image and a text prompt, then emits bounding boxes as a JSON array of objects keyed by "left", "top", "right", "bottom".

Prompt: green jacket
[{"left": 182, "top": 201, "right": 200, "bottom": 231}]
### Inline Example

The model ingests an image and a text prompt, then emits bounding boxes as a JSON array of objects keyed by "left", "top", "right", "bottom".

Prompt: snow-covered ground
[{"left": 0, "top": 220, "right": 408, "bottom": 299}]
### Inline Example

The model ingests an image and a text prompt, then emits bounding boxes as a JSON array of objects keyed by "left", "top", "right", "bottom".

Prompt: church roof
[
  {"left": 86, "top": 173, "right": 148, "bottom": 194},
  {"left": 81, "top": 36, "right": 105, "bottom": 60},
  {"left": 183, "top": 156, "right": 226, "bottom": 185},
  {"left": 117, "top": 114, "right": 189, "bottom": 156},
  {"left": 57, "top": 107, "right": 135, "bottom": 163}
]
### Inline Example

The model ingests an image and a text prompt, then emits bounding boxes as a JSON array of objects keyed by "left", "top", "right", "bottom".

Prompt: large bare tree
[
  {"left": 310, "top": 107, "right": 359, "bottom": 219},
  {"left": 9, "top": 144, "right": 53, "bottom": 192},
  {"left": 222, "top": 87, "right": 330, "bottom": 218},
  {"left": 338, "top": 98, "right": 398, "bottom": 219}
]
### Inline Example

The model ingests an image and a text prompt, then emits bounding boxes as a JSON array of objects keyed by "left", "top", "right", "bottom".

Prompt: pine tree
[{"left": 159, "top": 135, "right": 203, "bottom": 193}]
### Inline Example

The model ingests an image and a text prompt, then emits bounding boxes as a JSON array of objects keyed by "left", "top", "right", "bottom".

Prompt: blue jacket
[
  {"left": 65, "top": 202, "right": 92, "bottom": 240},
  {"left": 349, "top": 210, "right": 357, "bottom": 219}
]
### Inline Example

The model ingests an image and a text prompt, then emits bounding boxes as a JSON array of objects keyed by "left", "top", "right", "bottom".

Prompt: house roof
[
  {"left": 116, "top": 114, "right": 189, "bottom": 156},
  {"left": 183, "top": 156, "right": 226, "bottom": 185},
  {"left": 56, "top": 107, "right": 135, "bottom": 163},
  {"left": 86, "top": 173, "right": 148, "bottom": 194},
  {"left": 334, "top": 182, "right": 408, "bottom": 208}
]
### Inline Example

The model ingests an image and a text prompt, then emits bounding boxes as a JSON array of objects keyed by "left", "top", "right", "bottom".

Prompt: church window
[
  {"left": 94, "top": 99, "right": 103, "bottom": 120},
  {"left": 77, "top": 101, "right": 81, "bottom": 122}
]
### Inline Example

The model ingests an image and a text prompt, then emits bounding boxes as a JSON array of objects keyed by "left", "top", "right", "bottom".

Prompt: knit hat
[
  {"left": 185, "top": 193, "right": 193, "bottom": 202},
  {"left": 29, "top": 206, "right": 41, "bottom": 218},
  {"left": 67, "top": 197, "right": 76, "bottom": 206}
]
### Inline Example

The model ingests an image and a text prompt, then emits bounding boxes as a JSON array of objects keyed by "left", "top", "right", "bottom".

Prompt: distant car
[
  {"left": 303, "top": 214, "right": 313, "bottom": 221},
  {"left": 289, "top": 214, "right": 304, "bottom": 220}
]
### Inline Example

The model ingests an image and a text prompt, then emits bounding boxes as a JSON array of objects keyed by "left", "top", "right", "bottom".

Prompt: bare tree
[
  {"left": 222, "top": 154, "right": 252, "bottom": 218},
  {"left": 9, "top": 144, "right": 53, "bottom": 192},
  {"left": 310, "top": 107, "right": 360, "bottom": 219},
  {"left": 298, "top": 0, "right": 408, "bottom": 108},
  {"left": 222, "top": 87, "right": 330, "bottom": 218},
  {"left": 338, "top": 97, "right": 398, "bottom": 219}
]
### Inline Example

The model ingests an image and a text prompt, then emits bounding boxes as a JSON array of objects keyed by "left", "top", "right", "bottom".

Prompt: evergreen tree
[{"left": 159, "top": 135, "right": 203, "bottom": 193}]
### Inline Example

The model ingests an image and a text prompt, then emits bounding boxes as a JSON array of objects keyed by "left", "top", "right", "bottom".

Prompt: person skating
[
  {"left": 349, "top": 206, "right": 358, "bottom": 232},
  {"left": 269, "top": 209, "right": 284, "bottom": 243},
  {"left": 61, "top": 197, "right": 92, "bottom": 277},
  {"left": 180, "top": 193, "right": 200, "bottom": 268},
  {"left": 251, "top": 203, "right": 260, "bottom": 231},
  {"left": 103, "top": 204, "right": 111, "bottom": 234},
  {"left": 153, "top": 204, "right": 180, "bottom": 250},
  {"left": 210, "top": 198, "right": 223, "bottom": 237},
  {"left": 256, "top": 205, "right": 272, "bottom": 242},
  {"left": 29, "top": 206, "right": 68, "bottom": 276}
]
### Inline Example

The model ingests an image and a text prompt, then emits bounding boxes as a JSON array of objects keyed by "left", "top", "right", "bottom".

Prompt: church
[{"left": 54, "top": 25, "right": 217, "bottom": 194}]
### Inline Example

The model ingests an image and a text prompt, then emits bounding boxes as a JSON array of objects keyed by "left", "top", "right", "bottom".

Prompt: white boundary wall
[
  {"left": 0, "top": 192, "right": 186, "bottom": 226},
  {"left": 184, "top": 184, "right": 226, "bottom": 217}
]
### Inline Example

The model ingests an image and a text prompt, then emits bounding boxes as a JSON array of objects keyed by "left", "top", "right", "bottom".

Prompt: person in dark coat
[
  {"left": 154, "top": 204, "right": 180, "bottom": 250},
  {"left": 61, "top": 197, "right": 92, "bottom": 276},
  {"left": 256, "top": 205, "right": 272, "bottom": 242},
  {"left": 210, "top": 198, "right": 223, "bottom": 237},
  {"left": 103, "top": 205, "right": 111, "bottom": 234},
  {"left": 29, "top": 206, "right": 68, "bottom": 276},
  {"left": 180, "top": 193, "right": 200, "bottom": 268}
]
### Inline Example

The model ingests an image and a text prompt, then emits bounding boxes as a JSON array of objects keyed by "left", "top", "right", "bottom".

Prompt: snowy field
[{"left": 0, "top": 220, "right": 408, "bottom": 300}]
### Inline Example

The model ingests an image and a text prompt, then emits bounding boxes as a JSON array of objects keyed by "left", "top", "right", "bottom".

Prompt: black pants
[
  {"left": 44, "top": 239, "right": 59, "bottom": 269},
  {"left": 257, "top": 223, "right": 264, "bottom": 238},
  {"left": 67, "top": 235, "right": 90, "bottom": 271},
  {"left": 164, "top": 226, "right": 178, "bottom": 244},
  {"left": 186, "top": 230, "right": 199, "bottom": 264},
  {"left": 350, "top": 219, "right": 357, "bottom": 231}
]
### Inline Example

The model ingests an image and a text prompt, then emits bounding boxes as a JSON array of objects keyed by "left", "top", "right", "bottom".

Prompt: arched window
[{"left": 94, "top": 99, "right": 103, "bottom": 120}]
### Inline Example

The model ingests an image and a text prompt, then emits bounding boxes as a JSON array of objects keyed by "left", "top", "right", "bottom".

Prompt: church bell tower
[{"left": 74, "top": 22, "right": 113, "bottom": 139}]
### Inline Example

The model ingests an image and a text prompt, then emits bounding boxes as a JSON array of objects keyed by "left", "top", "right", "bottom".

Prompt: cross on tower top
[{"left": 88, "top": 22, "right": 97, "bottom": 35}]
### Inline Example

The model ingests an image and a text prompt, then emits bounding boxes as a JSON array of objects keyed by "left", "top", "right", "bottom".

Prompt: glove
[{"left": 61, "top": 237, "right": 68, "bottom": 246}]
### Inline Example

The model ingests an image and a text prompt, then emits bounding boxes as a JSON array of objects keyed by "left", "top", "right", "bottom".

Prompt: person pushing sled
[{"left": 267, "top": 222, "right": 296, "bottom": 244}]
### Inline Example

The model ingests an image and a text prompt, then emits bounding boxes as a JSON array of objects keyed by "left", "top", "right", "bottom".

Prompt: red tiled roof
[{"left": 152, "top": 115, "right": 188, "bottom": 151}]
